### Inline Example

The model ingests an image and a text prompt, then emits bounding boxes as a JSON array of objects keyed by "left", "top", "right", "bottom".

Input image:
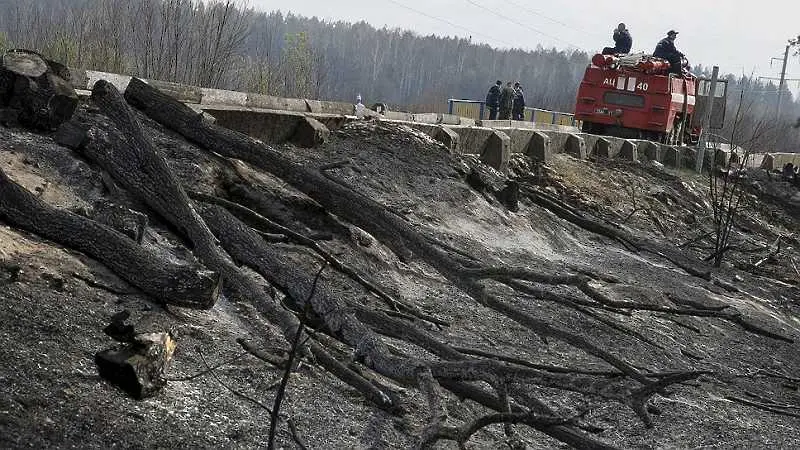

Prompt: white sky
[{"left": 252, "top": 0, "right": 800, "bottom": 91}]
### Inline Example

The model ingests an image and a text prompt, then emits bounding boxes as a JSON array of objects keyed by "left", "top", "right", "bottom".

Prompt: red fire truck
[{"left": 574, "top": 53, "right": 726, "bottom": 145}]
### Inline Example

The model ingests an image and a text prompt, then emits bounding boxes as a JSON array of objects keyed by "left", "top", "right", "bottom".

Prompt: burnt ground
[{"left": 1, "top": 104, "right": 799, "bottom": 449}]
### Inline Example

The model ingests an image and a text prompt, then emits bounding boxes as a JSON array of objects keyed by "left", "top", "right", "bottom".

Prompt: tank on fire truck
[{"left": 574, "top": 53, "right": 727, "bottom": 145}]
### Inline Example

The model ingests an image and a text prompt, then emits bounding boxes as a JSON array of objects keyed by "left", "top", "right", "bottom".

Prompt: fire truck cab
[{"left": 574, "top": 53, "right": 727, "bottom": 145}]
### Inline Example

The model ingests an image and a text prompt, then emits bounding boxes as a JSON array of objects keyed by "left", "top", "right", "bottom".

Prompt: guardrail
[{"left": 447, "top": 98, "right": 579, "bottom": 127}]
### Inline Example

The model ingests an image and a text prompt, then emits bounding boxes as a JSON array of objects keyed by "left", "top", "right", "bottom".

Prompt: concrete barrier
[
  {"left": 412, "top": 113, "right": 440, "bottom": 124},
  {"left": 246, "top": 93, "right": 308, "bottom": 112},
  {"left": 383, "top": 111, "right": 414, "bottom": 121},
  {"left": 565, "top": 134, "right": 587, "bottom": 159},
  {"left": 440, "top": 113, "right": 461, "bottom": 125},
  {"left": 496, "top": 128, "right": 551, "bottom": 164},
  {"left": 446, "top": 126, "right": 510, "bottom": 171},
  {"left": 480, "top": 119, "right": 579, "bottom": 133},
  {"left": 482, "top": 130, "right": 511, "bottom": 172},
  {"left": 528, "top": 131, "right": 552, "bottom": 163},
  {"left": 682, "top": 147, "right": 698, "bottom": 169},
  {"left": 619, "top": 140, "right": 638, "bottom": 161},
  {"left": 638, "top": 141, "right": 661, "bottom": 161},
  {"left": 199, "top": 106, "right": 329, "bottom": 148},
  {"left": 660, "top": 145, "right": 682, "bottom": 169},
  {"left": 305, "top": 99, "right": 353, "bottom": 115},
  {"left": 406, "top": 123, "right": 460, "bottom": 153},
  {"left": 201, "top": 88, "right": 246, "bottom": 107}
]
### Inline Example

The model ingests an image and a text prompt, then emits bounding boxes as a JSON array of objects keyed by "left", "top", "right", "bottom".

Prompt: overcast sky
[{"left": 253, "top": 0, "right": 800, "bottom": 88}]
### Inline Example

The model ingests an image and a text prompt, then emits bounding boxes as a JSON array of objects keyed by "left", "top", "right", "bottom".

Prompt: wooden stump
[
  {"left": 0, "top": 49, "right": 78, "bottom": 130},
  {"left": 95, "top": 331, "right": 177, "bottom": 399}
]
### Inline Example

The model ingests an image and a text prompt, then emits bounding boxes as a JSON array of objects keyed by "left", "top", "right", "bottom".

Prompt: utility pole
[
  {"left": 761, "top": 37, "right": 800, "bottom": 120},
  {"left": 776, "top": 43, "right": 791, "bottom": 120},
  {"left": 695, "top": 66, "right": 719, "bottom": 173}
]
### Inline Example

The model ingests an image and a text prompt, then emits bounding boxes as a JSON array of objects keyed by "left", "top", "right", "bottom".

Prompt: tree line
[{"left": 0, "top": 0, "right": 797, "bottom": 151}]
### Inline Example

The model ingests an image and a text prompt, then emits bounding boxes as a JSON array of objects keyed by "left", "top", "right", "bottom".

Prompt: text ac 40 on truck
[{"left": 574, "top": 53, "right": 727, "bottom": 145}]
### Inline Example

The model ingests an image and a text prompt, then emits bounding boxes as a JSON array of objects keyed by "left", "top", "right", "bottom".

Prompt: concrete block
[
  {"left": 199, "top": 88, "right": 247, "bottom": 106},
  {"left": 458, "top": 117, "right": 477, "bottom": 127},
  {"left": 619, "top": 140, "right": 638, "bottom": 161},
  {"left": 527, "top": 131, "right": 552, "bottom": 164},
  {"left": 494, "top": 128, "right": 551, "bottom": 164},
  {"left": 304, "top": 99, "right": 353, "bottom": 115},
  {"left": 291, "top": 116, "right": 330, "bottom": 148},
  {"left": 660, "top": 145, "right": 682, "bottom": 169},
  {"left": 639, "top": 141, "right": 661, "bottom": 161},
  {"left": 409, "top": 123, "right": 460, "bottom": 153},
  {"left": 445, "top": 126, "right": 510, "bottom": 171},
  {"left": 447, "top": 126, "right": 494, "bottom": 155},
  {"left": 439, "top": 113, "right": 461, "bottom": 125},
  {"left": 245, "top": 93, "right": 309, "bottom": 112},
  {"left": 481, "top": 130, "right": 511, "bottom": 173},
  {"left": 412, "top": 112, "right": 439, "bottom": 124},
  {"left": 682, "top": 147, "right": 698, "bottom": 169},
  {"left": 202, "top": 107, "right": 303, "bottom": 143},
  {"left": 592, "top": 137, "right": 614, "bottom": 158},
  {"left": 564, "top": 133, "right": 587, "bottom": 159},
  {"left": 437, "top": 126, "right": 460, "bottom": 153},
  {"left": 85, "top": 70, "right": 131, "bottom": 91},
  {"left": 150, "top": 80, "right": 202, "bottom": 104},
  {"left": 383, "top": 111, "right": 414, "bottom": 121},
  {"left": 480, "top": 120, "right": 514, "bottom": 128}
]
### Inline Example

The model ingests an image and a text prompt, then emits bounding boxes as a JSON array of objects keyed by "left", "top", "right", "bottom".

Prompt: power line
[
  {"left": 503, "top": 0, "right": 606, "bottom": 40},
  {"left": 383, "top": 0, "right": 517, "bottom": 48},
  {"left": 462, "top": 0, "right": 585, "bottom": 50}
]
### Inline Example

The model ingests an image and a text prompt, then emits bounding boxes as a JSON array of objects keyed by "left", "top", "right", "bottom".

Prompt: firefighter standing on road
[
  {"left": 499, "top": 81, "right": 514, "bottom": 120},
  {"left": 654, "top": 30, "right": 685, "bottom": 74},
  {"left": 602, "top": 23, "right": 632, "bottom": 55},
  {"left": 485, "top": 80, "right": 502, "bottom": 120}
]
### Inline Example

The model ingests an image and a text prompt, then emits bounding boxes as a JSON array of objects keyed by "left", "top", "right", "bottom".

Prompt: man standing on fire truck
[{"left": 654, "top": 30, "right": 685, "bottom": 74}]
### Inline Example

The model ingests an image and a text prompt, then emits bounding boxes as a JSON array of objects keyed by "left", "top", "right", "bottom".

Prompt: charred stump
[{"left": 0, "top": 49, "right": 78, "bottom": 130}]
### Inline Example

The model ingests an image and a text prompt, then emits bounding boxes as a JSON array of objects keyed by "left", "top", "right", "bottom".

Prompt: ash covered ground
[{"left": 1, "top": 103, "right": 799, "bottom": 449}]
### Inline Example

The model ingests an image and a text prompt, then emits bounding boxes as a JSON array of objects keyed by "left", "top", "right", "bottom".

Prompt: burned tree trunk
[
  {"left": 123, "top": 77, "right": 645, "bottom": 378},
  {"left": 0, "top": 166, "right": 220, "bottom": 309},
  {"left": 83, "top": 79, "right": 399, "bottom": 411},
  {"left": 0, "top": 50, "right": 78, "bottom": 130}
]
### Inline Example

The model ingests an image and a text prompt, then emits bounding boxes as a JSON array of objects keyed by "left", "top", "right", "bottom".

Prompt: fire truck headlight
[{"left": 612, "top": 109, "right": 623, "bottom": 117}]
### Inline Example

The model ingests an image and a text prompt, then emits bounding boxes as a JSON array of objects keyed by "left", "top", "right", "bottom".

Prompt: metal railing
[{"left": 447, "top": 98, "right": 578, "bottom": 127}]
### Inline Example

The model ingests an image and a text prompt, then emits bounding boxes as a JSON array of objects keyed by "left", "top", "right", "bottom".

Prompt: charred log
[
  {"left": 0, "top": 166, "right": 219, "bottom": 309},
  {"left": 85, "top": 79, "right": 396, "bottom": 411}
]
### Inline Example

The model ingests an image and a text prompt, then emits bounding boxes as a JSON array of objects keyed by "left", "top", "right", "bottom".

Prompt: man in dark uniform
[
  {"left": 512, "top": 82, "right": 525, "bottom": 121},
  {"left": 485, "top": 80, "right": 502, "bottom": 120},
  {"left": 602, "top": 23, "right": 632, "bottom": 55},
  {"left": 654, "top": 30, "right": 685, "bottom": 74},
  {"left": 499, "top": 81, "right": 514, "bottom": 120}
]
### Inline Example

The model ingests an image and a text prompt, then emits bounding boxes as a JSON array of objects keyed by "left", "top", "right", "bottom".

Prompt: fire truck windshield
[{"left": 603, "top": 91, "right": 645, "bottom": 108}]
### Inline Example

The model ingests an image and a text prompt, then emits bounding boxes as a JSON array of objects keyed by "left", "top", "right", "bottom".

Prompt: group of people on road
[
  {"left": 483, "top": 25, "right": 688, "bottom": 121},
  {"left": 602, "top": 23, "right": 687, "bottom": 74},
  {"left": 485, "top": 80, "right": 525, "bottom": 121}
]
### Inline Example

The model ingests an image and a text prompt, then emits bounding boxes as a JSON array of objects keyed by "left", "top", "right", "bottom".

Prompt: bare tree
[{"left": 707, "top": 91, "right": 775, "bottom": 267}]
